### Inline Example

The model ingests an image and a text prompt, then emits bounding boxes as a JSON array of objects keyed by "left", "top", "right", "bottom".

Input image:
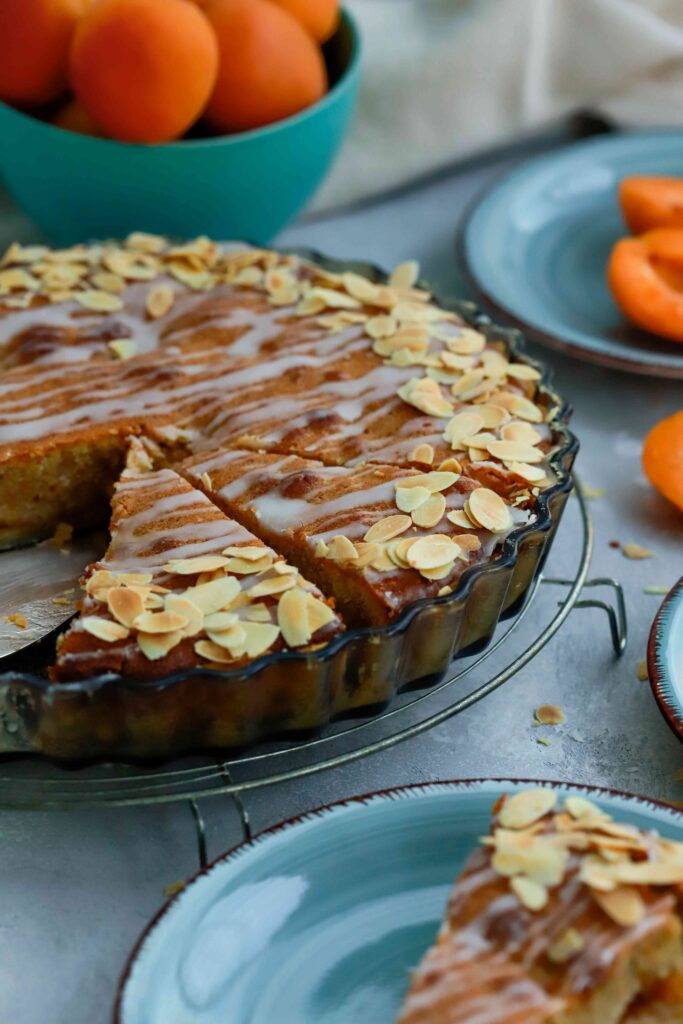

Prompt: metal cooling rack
[{"left": 0, "top": 477, "right": 626, "bottom": 833}]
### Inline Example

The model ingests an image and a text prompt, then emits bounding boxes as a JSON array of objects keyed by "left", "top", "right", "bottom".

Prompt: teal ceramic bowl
[
  {"left": 0, "top": 11, "right": 360, "bottom": 245},
  {"left": 649, "top": 576, "right": 683, "bottom": 742}
]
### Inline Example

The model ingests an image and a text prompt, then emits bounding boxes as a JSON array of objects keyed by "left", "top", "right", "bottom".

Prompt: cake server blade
[{"left": 0, "top": 533, "right": 105, "bottom": 660}]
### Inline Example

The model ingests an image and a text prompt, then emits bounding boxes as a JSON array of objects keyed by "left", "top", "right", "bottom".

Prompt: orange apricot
[
  {"left": 269, "top": 0, "right": 339, "bottom": 42},
  {"left": 0, "top": 0, "right": 92, "bottom": 106},
  {"left": 52, "top": 97, "right": 101, "bottom": 136},
  {"left": 620, "top": 177, "right": 683, "bottom": 235},
  {"left": 203, "top": 0, "right": 327, "bottom": 134},
  {"left": 69, "top": 0, "right": 219, "bottom": 144},
  {"left": 642, "top": 411, "right": 683, "bottom": 512},
  {"left": 607, "top": 229, "right": 683, "bottom": 343}
]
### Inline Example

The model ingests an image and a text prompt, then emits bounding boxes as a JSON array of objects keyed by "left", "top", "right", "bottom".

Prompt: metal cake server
[{"left": 0, "top": 533, "right": 105, "bottom": 660}]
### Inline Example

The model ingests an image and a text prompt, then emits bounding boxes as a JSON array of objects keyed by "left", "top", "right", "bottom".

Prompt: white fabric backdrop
[{"left": 313, "top": 0, "right": 683, "bottom": 209}]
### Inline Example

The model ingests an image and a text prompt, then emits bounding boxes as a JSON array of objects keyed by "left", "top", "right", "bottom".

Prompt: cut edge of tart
[{"left": 397, "top": 789, "right": 683, "bottom": 1024}]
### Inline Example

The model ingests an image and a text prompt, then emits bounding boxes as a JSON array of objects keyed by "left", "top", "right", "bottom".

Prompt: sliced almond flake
[
  {"left": 505, "top": 461, "right": 547, "bottom": 483},
  {"left": 194, "top": 639, "right": 237, "bottom": 664},
  {"left": 224, "top": 555, "right": 273, "bottom": 575},
  {"left": 447, "top": 509, "right": 474, "bottom": 529},
  {"left": 398, "top": 377, "right": 453, "bottom": 418},
  {"left": 248, "top": 574, "right": 297, "bottom": 598},
  {"left": 369, "top": 546, "right": 396, "bottom": 572},
  {"left": 239, "top": 620, "right": 280, "bottom": 658},
  {"left": 438, "top": 457, "right": 462, "bottom": 474},
  {"left": 593, "top": 886, "right": 645, "bottom": 927},
  {"left": 388, "top": 260, "right": 420, "bottom": 290},
  {"left": 108, "top": 339, "right": 137, "bottom": 361},
  {"left": 295, "top": 294, "right": 326, "bottom": 316},
  {"left": 499, "top": 789, "right": 557, "bottom": 830},
  {"left": 306, "top": 594, "right": 336, "bottom": 634},
  {"left": 511, "top": 876, "right": 548, "bottom": 911},
  {"left": 412, "top": 492, "right": 446, "bottom": 529},
  {"left": 364, "top": 515, "right": 412, "bottom": 544},
  {"left": 146, "top": 285, "right": 174, "bottom": 319},
  {"left": 221, "top": 545, "right": 267, "bottom": 562},
  {"left": 183, "top": 576, "right": 241, "bottom": 616},
  {"left": 398, "top": 471, "right": 459, "bottom": 493},
  {"left": 264, "top": 267, "right": 296, "bottom": 294},
  {"left": 481, "top": 350, "right": 510, "bottom": 378},
  {"left": 440, "top": 351, "right": 475, "bottom": 372},
  {"left": 134, "top": 610, "right": 188, "bottom": 634},
  {"left": 354, "top": 541, "right": 382, "bottom": 568},
  {"left": 233, "top": 266, "right": 264, "bottom": 287},
  {"left": 643, "top": 585, "right": 669, "bottom": 595},
  {"left": 169, "top": 266, "right": 216, "bottom": 291},
  {"left": 487, "top": 440, "right": 543, "bottom": 464},
  {"left": 272, "top": 561, "right": 298, "bottom": 576},
  {"left": 548, "top": 928, "right": 584, "bottom": 963},
  {"left": 203, "top": 610, "right": 237, "bottom": 631},
  {"left": 341, "top": 271, "right": 381, "bottom": 303},
  {"left": 579, "top": 856, "right": 618, "bottom": 892},
  {"left": 365, "top": 315, "right": 397, "bottom": 339},
  {"left": 463, "top": 431, "right": 497, "bottom": 449},
  {"left": 466, "top": 488, "right": 511, "bottom": 533},
  {"left": 565, "top": 796, "right": 607, "bottom": 821},
  {"left": 137, "top": 629, "right": 183, "bottom": 660},
  {"left": 206, "top": 623, "right": 247, "bottom": 654},
  {"left": 395, "top": 485, "right": 431, "bottom": 513},
  {"left": 268, "top": 287, "right": 300, "bottom": 307},
  {"left": 419, "top": 560, "right": 455, "bottom": 581},
  {"left": 91, "top": 271, "right": 125, "bottom": 294},
  {"left": 126, "top": 231, "right": 167, "bottom": 254},
  {"left": 474, "top": 404, "right": 509, "bottom": 429},
  {"left": 278, "top": 587, "right": 312, "bottom": 647},
  {"left": 410, "top": 443, "right": 435, "bottom": 465},
  {"left": 107, "top": 587, "right": 145, "bottom": 628},
  {"left": 506, "top": 362, "right": 542, "bottom": 381},
  {"left": 451, "top": 369, "right": 487, "bottom": 398},
  {"left": 309, "top": 286, "right": 361, "bottom": 310},
  {"left": 437, "top": 585, "right": 453, "bottom": 596},
  {"left": 0, "top": 268, "right": 40, "bottom": 290},
  {"left": 325, "top": 535, "right": 359, "bottom": 562},
  {"left": 406, "top": 534, "right": 458, "bottom": 571},
  {"left": 164, "top": 594, "right": 203, "bottom": 637},
  {"left": 622, "top": 544, "right": 653, "bottom": 560},
  {"left": 86, "top": 570, "right": 118, "bottom": 595},
  {"left": 164, "top": 554, "right": 228, "bottom": 575},
  {"left": 446, "top": 328, "right": 486, "bottom": 356},
  {"left": 118, "top": 571, "right": 154, "bottom": 586},
  {"left": 144, "top": 592, "right": 164, "bottom": 610},
  {"left": 534, "top": 704, "right": 565, "bottom": 726},
  {"left": 2, "top": 243, "right": 49, "bottom": 266},
  {"left": 501, "top": 394, "right": 544, "bottom": 423},
  {"left": 636, "top": 659, "right": 649, "bottom": 682},
  {"left": 74, "top": 290, "right": 123, "bottom": 313},
  {"left": 82, "top": 617, "right": 129, "bottom": 642},
  {"left": 243, "top": 603, "right": 273, "bottom": 623},
  {"left": 610, "top": 860, "right": 683, "bottom": 886}
]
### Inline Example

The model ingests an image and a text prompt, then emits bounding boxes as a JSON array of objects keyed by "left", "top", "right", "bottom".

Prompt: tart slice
[
  {"left": 52, "top": 441, "right": 343, "bottom": 682},
  {"left": 181, "top": 446, "right": 534, "bottom": 626},
  {"left": 397, "top": 789, "right": 683, "bottom": 1023}
]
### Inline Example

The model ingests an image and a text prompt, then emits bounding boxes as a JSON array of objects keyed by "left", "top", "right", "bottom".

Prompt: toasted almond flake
[
  {"left": 137, "top": 629, "right": 183, "bottom": 660},
  {"left": 306, "top": 593, "right": 336, "bottom": 634},
  {"left": 365, "top": 315, "right": 397, "bottom": 339},
  {"left": 412, "top": 492, "right": 446, "bottom": 529},
  {"left": 419, "top": 560, "right": 456, "bottom": 581},
  {"left": 447, "top": 508, "right": 474, "bottom": 529},
  {"left": 310, "top": 285, "right": 361, "bottom": 310},
  {"left": 239, "top": 620, "right": 280, "bottom": 657},
  {"left": 341, "top": 272, "right": 380, "bottom": 303},
  {"left": 107, "top": 587, "right": 145, "bottom": 628},
  {"left": 548, "top": 928, "right": 585, "bottom": 963},
  {"left": 622, "top": 544, "right": 653, "bottom": 560},
  {"left": 511, "top": 876, "right": 548, "bottom": 911},
  {"left": 272, "top": 561, "right": 298, "bottom": 576},
  {"left": 388, "top": 260, "right": 420, "bottom": 290},
  {"left": 446, "top": 328, "right": 486, "bottom": 355},
  {"left": 506, "top": 363, "right": 542, "bottom": 381},
  {"left": 466, "top": 488, "right": 512, "bottom": 533},
  {"left": 204, "top": 610, "right": 240, "bottom": 632},
  {"left": 221, "top": 545, "right": 267, "bottom": 562},
  {"left": 579, "top": 856, "right": 617, "bottom": 892},
  {"left": 120, "top": 572, "right": 154, "bottom": 586},
  {"left": 243, "top": 603, "right": 273, "bottom": 623},
  {"left": 409, "top": 443, "right": 434, "bottom": 465},
  {"left": 636, "top": 658, "right": 649, "bottom": 682},
  {"left": 126, "top": 231, "right": 166, "bottom": 253},
  {"left": 455, "top": 533, "right": 481, "bottom": 552},
  {"left": 438, "top": 458, "right": 462, "bottom": 474},
  {"left": 108, "top": 339, "right": 137, "bottom": 361},
  {"left": 444, "top": 411, "right": 485, "bottom": 447},
  {"left": 85, "top": 570, "right": 118, "bottom": 595},
  {"left": 206, "top": 623, "right": 247, "bottom": 653},
  {"left": 225, "top": 554, "right": 273, "bottom": 575},
  {"left": 164, "top": 594, "right": 203, "bottom": 636},
  {"left": 611, "top": 860, "right": 683, "bottom": 885},
  {"left": 163, "top": 554, "right": 228, "bottom": 575},
  {"left": 406, "top": 534, "right": 457, "bottom": 571},
  {"left": 500, "top": 421, "right": 543, "bottom": 444},
  {"left": 395, "top": 485, "right": 431, "bottom": 513},
  {"left": 593, "top": 886, "right": 646, "bottom": 927},
  {"left": 502, "top": 394, "right": 544, "bottom": 423},
  {"left": 506, "top": 461, "right": 547, "bottom": 483},
  {"left": 278, "top": 587, "right": 312, "bottom": 647},
  {"left": 194, "top": 639, "right": 237, "bottom": 664},
  {"left": 499, "top": 789, "right": 557, "bottom": 830},
  {"left": 437, "top": 585, "right": 452, "bottom": 596},
  {"left": 399, "top": 471, "right": 459, "bottom": 493},
  {"left": 248, "top": 574, "right": 297, "bottom": 598},
  {"left": 535, "top": 704, "right": 565, "bottom": 726},
  {"left": 74, "top": 289, "right": 123, "bottom": 312},
  {"left": 82, "top": 616, "right": 129, "bottom": 642},
  {"left": 325, "top": 535, "right": 359, "bottom": 562},
  {"left": 364, "top": 515, "right": 412, "bottom": 544},
  {"left": 487, "top": 440, "right": 543, "bottom": 464},
  {"left": 134, "top": 610, "right": 188, "bottom": 634},
  {"left": 565, "top": 796, "right": 605, "bottom": 820},
  {"left": 398, "top": 377, "right": 453, "bottom": 418},
  {"left": 183, "top": 576, "right": 241, "bottom": 616},
  {"left": 146, "top": 285, "right": 174, "bottom": 319}
]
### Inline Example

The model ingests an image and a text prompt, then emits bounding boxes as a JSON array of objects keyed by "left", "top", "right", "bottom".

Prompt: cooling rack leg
[
  {"left": 189, "top": 798, "right": 208, "bottom": 870},
  {"left": 542, "top": 576, "right": 627, "bottom": 657},
  {"left": 216, "top": 762, "right": 252, "bottom": 843}
]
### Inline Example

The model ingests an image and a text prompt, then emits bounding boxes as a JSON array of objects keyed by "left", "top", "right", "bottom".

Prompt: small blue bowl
[
  {"left": 649, "top": 576, "right": 683, "bottom": 742},
  {"left": 0, "top": 11, "right": 360, "bottom": 245}
]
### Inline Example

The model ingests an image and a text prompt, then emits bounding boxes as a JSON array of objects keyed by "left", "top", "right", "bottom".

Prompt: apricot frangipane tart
[{"left": 398, "top": 789, "right": 683, "bottom": 1024}]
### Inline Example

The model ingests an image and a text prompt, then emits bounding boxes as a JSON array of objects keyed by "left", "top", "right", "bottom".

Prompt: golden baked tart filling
[
  {"left": 398, "top": 790, "right": 683, "bottom": 1024},
  {"left": 0, "top": 236, "right": 576, "bottom": 755}
]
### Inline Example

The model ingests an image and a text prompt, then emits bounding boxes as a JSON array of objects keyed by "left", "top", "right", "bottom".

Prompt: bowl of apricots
[{"left": 0, "top": 0, "right": 360, "bottom": 243}]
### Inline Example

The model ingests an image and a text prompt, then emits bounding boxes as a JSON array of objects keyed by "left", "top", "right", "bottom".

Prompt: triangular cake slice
[
  {"left": 397, "top": 789, "right": 683, "bottom": 1024},
  {"left": 180, "top": 447, "right": 534, "bottom": 626},
  {"left": 52, "top": 441, "right": 343, "bottom": 682}
]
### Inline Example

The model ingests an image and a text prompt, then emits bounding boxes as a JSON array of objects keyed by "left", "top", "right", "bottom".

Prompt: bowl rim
[
  {"left": 0, "top": 7, "right": 361, "bottom": 152},
  {"left": 648, "top": 575, "right": 683, "bottom": 743}
]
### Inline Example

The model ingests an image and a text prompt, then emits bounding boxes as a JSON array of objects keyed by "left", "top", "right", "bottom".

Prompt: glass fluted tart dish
[{"left": 0, "top": 237, "right": 576, "bottom": 759}]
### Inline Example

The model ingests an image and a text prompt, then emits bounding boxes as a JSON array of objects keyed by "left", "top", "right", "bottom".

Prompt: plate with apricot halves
[
  {"left": 456, "top": 132, "right": 683, "bottom": 378},
  {"left": 115, "top": 780, "right": 683, "bottom": 1024}
]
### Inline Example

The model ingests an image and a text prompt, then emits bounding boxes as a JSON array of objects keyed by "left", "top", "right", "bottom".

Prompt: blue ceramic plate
[
  {"left": 115, "top": 780, "right": 683, "bottom": 1023},
  {"left": 649, "top": 577, "right": 683, "bottom": 741},
  {"left": 457, "top": 132, "right": 683, "bottom": 379}
]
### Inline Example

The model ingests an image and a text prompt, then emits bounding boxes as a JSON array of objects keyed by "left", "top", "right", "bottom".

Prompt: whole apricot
[
  {"left": 269, "top": 0, "right": 339, "bottom": 42},
  {"left": 70, "top": 0, "right": 219, "bottom": 144},
  {"left": 203, "top": 0, "right": 327, "bottom": 134},
  {"left": 643, "top": 411, "right": 683, "bottom": 512},
  {"left": 0, "top": 0, "right": 92, "bottom": 106}
]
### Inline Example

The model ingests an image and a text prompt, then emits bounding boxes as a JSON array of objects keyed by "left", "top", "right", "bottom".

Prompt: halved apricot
[
  {"left": 607, "top": 228, "right": 683, "bottom": 342},
  {"left": 619, "top": 177, "right": 683, "bottom": 234},
  {"left": 643, "top": 411, "right": 683, "bottom": 512}
]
